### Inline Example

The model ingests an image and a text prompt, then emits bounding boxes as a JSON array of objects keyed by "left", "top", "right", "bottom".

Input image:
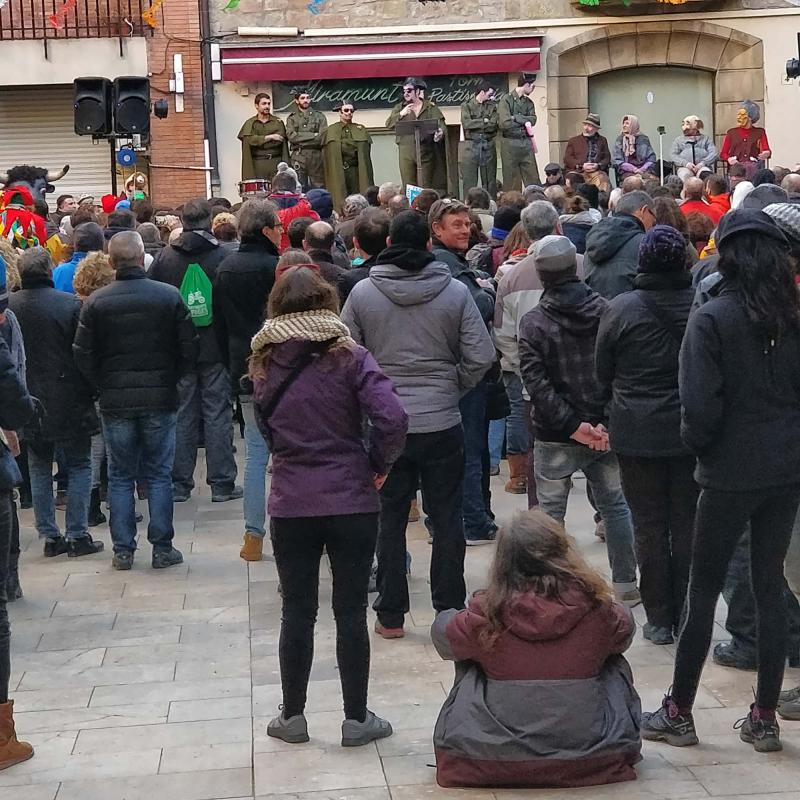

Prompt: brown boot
[
  {"left": 0, "top": 700, "right": 33, "bottom": 771},
  {"left": 504, "top": 453, "right": 528, "bottom": 494},
  {"left": 239, "top": 533, "right": 263, "bottom": 562},
  {"left": 407, "top": 498, "right": 420, "bottom": 524}
]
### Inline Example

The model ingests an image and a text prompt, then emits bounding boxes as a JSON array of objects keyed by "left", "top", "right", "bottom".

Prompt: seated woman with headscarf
[{"left": 613, "top": 116, "right": 656, "bottom": 180}]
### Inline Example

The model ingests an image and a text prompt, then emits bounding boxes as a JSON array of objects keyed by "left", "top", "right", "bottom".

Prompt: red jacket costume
[
  {"left": 268, "top": 192, "right": 320, "bottom": 251},
  {"left": 720, "top": 126, "right": 769, "bottom": 163},
  {"left": 0, "top": 187, "right": 47, "bottom": 249}
]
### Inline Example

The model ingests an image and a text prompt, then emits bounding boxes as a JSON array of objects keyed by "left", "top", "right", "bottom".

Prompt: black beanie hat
[
  {"left": 493, "top": 205, "right": 521, "bottom": 234},
  {"left": 638, "top": 224, "right": 688, "bottom": 273}
]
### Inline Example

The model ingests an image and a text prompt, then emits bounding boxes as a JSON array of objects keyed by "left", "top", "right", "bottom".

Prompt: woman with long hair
[
  {"left": 250, "top": 266, "right": 407, "bottom": 747},
  {"left": 642, "top": 210, "right": 800, "bottom": 752},
  {"left": 431, "top": 509, "right": 641, "bottom": 789}
]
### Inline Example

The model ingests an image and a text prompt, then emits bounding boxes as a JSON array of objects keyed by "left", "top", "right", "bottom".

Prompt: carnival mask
[
  {"left": 737, "top": 108, "right": 750, "bottom": 128},
  {"left": 681, "top": 116, "right": 702, "bottom": 135}
]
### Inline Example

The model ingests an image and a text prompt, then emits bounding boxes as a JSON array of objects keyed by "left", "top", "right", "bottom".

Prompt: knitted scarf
[
  {"left": 622, "top": 115, "right": 640, "bottom": 159},
  {"left": 250, "top": 309, "right": 354, "bottom": 355}
]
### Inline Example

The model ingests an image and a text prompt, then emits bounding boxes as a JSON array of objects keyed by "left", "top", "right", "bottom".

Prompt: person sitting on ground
[
  {"left": 431, "top": 509, "right": 641, "bottom": 789},
  {"left": 253, "top": 266, "right": 407, "bottom": 749},
  {"left": 679, "top": 177, "right": 723, "bottom": 225}
]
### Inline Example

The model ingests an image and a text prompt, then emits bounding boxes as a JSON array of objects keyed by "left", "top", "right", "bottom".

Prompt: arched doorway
[{"left": 546, "top": 22, "right": 764, "bottom": 165}]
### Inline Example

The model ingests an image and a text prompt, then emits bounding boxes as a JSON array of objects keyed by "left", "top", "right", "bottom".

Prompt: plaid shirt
[{"left": 518, "top": 280, "right": 608, "bottom": 442}]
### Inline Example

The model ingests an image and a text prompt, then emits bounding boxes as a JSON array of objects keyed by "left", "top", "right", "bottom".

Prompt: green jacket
[
  {"left": 322, "top": 122, "right": 374, "bottom": 212},
  {"left": 498, "top": 92, "right": 536, "bottom": 139},
  {"left": 386, "top": 100, "right": 445, "bottom": 147},
  {"left": 461, "top": 98, "right": 498, "bottom": 140},
  {"left": 286, "top": 109, "right": 328, "bottom": 153},
  {"left": 237, "top": 115, "right": 290, "bottom": 180}
]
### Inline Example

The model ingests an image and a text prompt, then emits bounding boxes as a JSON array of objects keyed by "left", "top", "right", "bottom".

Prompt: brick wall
[{"left": 146, "top": 0, "right": 208, "bottom": 206}]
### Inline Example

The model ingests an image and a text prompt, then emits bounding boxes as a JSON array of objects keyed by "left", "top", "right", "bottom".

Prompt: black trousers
[
  {"left": 618, "top": 455, "right": 699, "bottom": 630},
  {"left": 672, "top": 484, "right": 800, "bottom": 711},
  {"left": 0, "top": 490, "right": 12, "bottom": 703},
  {"left": 374, "top": 425, "right": 466, "bottom": 629},
  {"left": 271, "top": 512, "right": 377, "bottom": 721}
]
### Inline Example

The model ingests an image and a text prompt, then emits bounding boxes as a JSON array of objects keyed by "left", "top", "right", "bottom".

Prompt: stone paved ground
[{"left": 6, "top": 454, "right": 800, "bottom": 800}]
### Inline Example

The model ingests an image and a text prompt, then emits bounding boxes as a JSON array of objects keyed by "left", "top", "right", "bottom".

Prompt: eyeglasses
[{"left": 341, "top": 108, "right": 354, "bottom": 114}]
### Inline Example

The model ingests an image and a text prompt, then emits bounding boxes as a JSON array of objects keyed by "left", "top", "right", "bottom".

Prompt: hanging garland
[
  {"left": 0, "top": 0, "right": 8, "bottom": 11},
  {"left": 223, "top": 0, "right": 241, "bottom": 10},
  {"left": 142, "top": 0, "right": 164, "bottom": 27},
  {"left": 48, "top": 0, "right": 78, "bottom": 28}
]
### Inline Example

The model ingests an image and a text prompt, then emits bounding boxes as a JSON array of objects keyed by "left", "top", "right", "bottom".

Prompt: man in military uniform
[
  {"left": 460, "top": 80, "right": 499, "bottom": 196},
  {"left": 322, "top": 101, "right": 374, "bottom": 213},
  {"left": 285, "top": 89, "right": 328, "bottom": 190},
  {"left": 498, "top": 73, "right": 540, "bottom": 191},
  {"left": 386, "top": 77, "right": 448, "bottom": 192},
  {"left": 237, "top": 93, "right": 290, "bottom": 183}
]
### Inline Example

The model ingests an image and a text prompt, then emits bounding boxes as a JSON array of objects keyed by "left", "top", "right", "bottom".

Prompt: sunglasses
[
  {"left": 403, "top": 88, "right": 415, "bottom": 93},
  {"left": 545, "top": 170, "right": 561, "bottom": 176},
  {"left": 341, "top": 108, "right": 354, "bottom": 114}
]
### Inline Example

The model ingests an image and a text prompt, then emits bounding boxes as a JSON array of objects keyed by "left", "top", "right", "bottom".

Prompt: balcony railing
[{"left": 0, "top": 0, "right": 150, "bottom": 41}]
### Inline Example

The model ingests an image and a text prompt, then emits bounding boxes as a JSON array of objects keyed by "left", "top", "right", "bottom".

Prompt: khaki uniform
[
  {"left": 460, "top": 97, "right": 498, "bottom": 195},
  {"left": 322, "top": 122, "right": 374, "bottom": 212},
  {"left": 386, "top": 100, "right": 447, "bottom": 191},
  {"left": 286, "top": 108, "right": 328, "bottom": 189},
  {"left": 238, "top": 115, "right": 290, "bottom": 182},
  {"left": 498, "top": 92, "right": 540, "bottom": 191}
]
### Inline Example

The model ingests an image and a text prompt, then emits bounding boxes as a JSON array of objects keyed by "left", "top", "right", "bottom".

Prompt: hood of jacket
[
  {"left": 474, "top": 584, "right": 596, "bottom": 642},
  {"left": 539, "top": 279, "right": 606, "bottom": 336},
  {"left": 368, "top": 261, "right": 453, "bottom": 307},
  {"left": 171, "top": 230, "right": 219, "bottom": 256},
  {"left": 585, "top": 214, "right": 644, "bottom": 264}
]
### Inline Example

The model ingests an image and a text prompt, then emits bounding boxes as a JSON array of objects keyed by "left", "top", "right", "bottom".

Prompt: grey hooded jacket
[{"left": 341, "top": 260, "right": 495, "bottom": 434}]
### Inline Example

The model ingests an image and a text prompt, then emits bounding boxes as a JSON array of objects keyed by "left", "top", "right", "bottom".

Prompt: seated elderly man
[
  {"left": 671, "top": 116, "right": 717, "bottom": 181},
  {"left": 563, "top": 113, "right": 611, "bottom": 193}
]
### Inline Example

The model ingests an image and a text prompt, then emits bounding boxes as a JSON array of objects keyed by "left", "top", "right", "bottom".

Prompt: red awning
[{"left": 221, "top": 36, "right": 541, "bottom": 82}]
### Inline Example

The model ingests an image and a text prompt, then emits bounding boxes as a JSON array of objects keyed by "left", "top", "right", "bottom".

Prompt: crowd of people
[{"left": 2, "top": 148, "right": 800, "bottom": 786}]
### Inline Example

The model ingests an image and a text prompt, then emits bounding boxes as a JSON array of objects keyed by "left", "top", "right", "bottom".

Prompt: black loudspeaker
[
  {"left": 113, "top": 76, "right": 151, "bottom": 135},
  {"left": 73, "top": 77, "right": 113, "bottom": 136}
]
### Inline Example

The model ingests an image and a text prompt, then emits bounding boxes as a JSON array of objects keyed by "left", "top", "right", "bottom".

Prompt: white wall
[{"left": 2, "top": 38, "right": 148, "bottom": 87}]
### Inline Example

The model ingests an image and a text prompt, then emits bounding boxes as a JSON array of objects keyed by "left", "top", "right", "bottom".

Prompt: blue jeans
[
  {"left": 502, "top": 372, "right": 530, "bottom": 455},
  {"left": 102, "top": 411, "right": 177, "bottom": 554},
  {"left": 173, "top": 363, "right": 237, "bottom": 495},
  {"left": 534, "top": 440, "right": 637, "bottom": 590},
  {"left": 488, "top": 419, "right": 505, "bottom": 469},
  {"left": 460, "top": 383, "right": 496, "bottom": 540},
  {"left": 28, "top": 436, "right": 92, "bottom": 540},
  {"left": 241, "top": 399, "right": 270, "bottom": 537}
]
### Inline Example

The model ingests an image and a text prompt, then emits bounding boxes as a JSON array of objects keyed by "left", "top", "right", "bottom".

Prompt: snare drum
[{"left": 238, "top": 178, "right": 270, "bottom": 196}]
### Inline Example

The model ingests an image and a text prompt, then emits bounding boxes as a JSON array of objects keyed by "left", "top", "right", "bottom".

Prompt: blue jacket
[{"left": 52, "top": 250, "right": 88, "bottom": 294}]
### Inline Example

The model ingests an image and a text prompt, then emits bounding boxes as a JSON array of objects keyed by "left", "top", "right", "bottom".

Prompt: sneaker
[
  {"left": 367, "top": 562, "right": 378, "bottom": 594},
  {"left": 489, "top": 464, "right": 500, "bottom": 476},
  {"left": 112, "top": 551, "right": 134, "bottom": 570},
  {"left": 87, "top": 506, "right": 107, "bottom": 527},
  {"left": 341, "top": 710, "right": 393, "bottom": 747},
  {"left": 643, "top": 623, "right": 674, "bottom": 645},
  {"left": 135, "top": 512, "right": 144, "bottom": 524},
  {"left": 211, "top": 486, "right": 243, "bottom": 503},
  {"left": 43, "top": 536, "right": 69, "bottom": 558},
  {"left": 54, "top": 489, "right": 67, "bottom": 509},
  {"left": 465, "top": 530, "right": 497, "bottom": 546},
  {"left": 68, "top": 535, "right": 105, "bottom": 558},
  {"left": 779, "top": 685, "right": 800, "bottom": 704},
  {"left": 267, "top": 711, "right": 309, "bottom": 744},
  {"left": 641, "top": 696, "right": 699, "bottom": 747},
  {"left": 152, "top": 547, "right": 184, "bottom": 569},
  {"left": 6, "top": 571, "right": 22, "bottom": 601},
  {"left": 712, "top": 641, "right": 757, "bottom": 671},
  {"left": 616, "top": 587, "right": 642, "bottom": 608},
  {"left": 778, "top": 687, "right": 800, "bottom": 721},
  {"left": 173, "top": 490, "right": 191, "bottom": 503},
  {"left": 594, "top": 519, "right": 606, "bottom": 541},
  {"left": 374, "top": 621, "right": 404, "bottom": 640},
  {"left": 735, "top": 706, "right": 782, "bottom": 752}
]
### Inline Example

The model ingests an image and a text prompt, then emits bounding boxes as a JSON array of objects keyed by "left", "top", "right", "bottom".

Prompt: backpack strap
[{"left": 635, "top": 290, "right": 685, "bottom": 344}]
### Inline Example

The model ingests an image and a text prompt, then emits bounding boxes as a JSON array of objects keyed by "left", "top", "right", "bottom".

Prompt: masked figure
[
  {"left": 670, "top": 116, "right": 718, "bottom": 181},
  {"left": 720, "top": 100, "right": 770, "bottom": 179},
  {"left": 613, "top": 115, "right": 656, "bottom": 178}
]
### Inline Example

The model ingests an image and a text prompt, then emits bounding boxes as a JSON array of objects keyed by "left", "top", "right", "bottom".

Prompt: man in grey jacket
[{"left": 342, "top": 210, "right": 495, "bottom": 638}]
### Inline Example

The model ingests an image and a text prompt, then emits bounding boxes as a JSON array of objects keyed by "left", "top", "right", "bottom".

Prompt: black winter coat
[
  {"left": 73, "top": 268, "right": 198, "bottom": 416},
  {"left": 519, "top": 280, "right": 608, "bottom": 442},
  {"left": 584, "top": 215, "right": 646, "bottom": 299},
  {"left": 213, "top": 235, "right": 279, "bottom": 395},
  {"left": 0, "top": 336, "right": 34, "bottom": 489},
  {"left": 679, "top": 282, "right": 800, "bottom": 490},
  {"left": 9, "top": 275, "right": 99, "bottom": 442},
  {"left": 149, "top": 230, "right": 226, "bottom": 365},
  {"left": 595, "top": 271, "right": 695, "bottom": 458}
]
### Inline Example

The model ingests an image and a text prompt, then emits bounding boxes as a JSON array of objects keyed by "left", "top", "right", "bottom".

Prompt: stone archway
[{"left": 546, "top": 22, "right": 764, "bottom": 163}]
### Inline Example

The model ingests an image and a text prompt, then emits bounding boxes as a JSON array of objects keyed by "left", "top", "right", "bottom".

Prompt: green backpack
[{"left": 179, "top": 262, "right": 213, "bottom": 327}]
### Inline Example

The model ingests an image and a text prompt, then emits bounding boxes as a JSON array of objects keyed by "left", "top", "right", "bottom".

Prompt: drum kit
[{"left": 237, "top": 178, "right": 270, "bottom": 197}]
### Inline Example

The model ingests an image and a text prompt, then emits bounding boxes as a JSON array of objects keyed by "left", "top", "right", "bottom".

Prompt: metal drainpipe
[{"left": 199, "top": 0, "right": 221, "bottom": 194}]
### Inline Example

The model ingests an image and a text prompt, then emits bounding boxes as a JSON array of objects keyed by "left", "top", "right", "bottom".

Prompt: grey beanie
[
  {"left": 741, "top": 184, "right": 789, "bottom": 211},
  {"left": 763, "top": 203, "right": 800, "bottom": 243},
  {"left": 533, "top": 235, "right": 578, "bottom": 285}
]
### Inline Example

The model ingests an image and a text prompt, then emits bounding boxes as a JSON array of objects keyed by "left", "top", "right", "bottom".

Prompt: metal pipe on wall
[{"left": 199, "top": 0, "right": 221, "bottom": 193}]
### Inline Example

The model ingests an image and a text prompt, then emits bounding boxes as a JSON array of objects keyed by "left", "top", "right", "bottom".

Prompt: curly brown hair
[
  {"left": 476, "top": 510, "right": 614, "bottom": 649},
  {"left": 0, "top": 240, "right": 20, "bottom": 291},
  {"left": 73, "top": 252, "right": 115, "bottom": 300}
]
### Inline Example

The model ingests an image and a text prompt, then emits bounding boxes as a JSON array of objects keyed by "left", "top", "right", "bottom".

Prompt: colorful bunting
[
  {"left": 48, "top": 0, "right": 78, "bottom": 29},
  {"left": 223, "top": 0, "right": 241, "bottom": 10},
  {"left": 142, "top": 0, "right": 164, "bottom": 27}
]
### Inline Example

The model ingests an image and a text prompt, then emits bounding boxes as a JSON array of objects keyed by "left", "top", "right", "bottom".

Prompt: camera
[
  {"left": 657, "top": 125, "right": 666, "bottom": 135},
  {"left": 787, "top": 33, "right": 800, "bottom": 80}
]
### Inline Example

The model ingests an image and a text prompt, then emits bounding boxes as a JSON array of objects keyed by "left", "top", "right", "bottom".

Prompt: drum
[{"left": 238, "top": 178, "right": 270, "bottom": 196}]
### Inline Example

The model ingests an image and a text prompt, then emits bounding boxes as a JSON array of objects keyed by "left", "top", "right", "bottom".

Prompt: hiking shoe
[
  {"left": 239, "top": 533, "right": 263, "bottom": 562},
  {"left": 778, "top": 687, "right": 800, "bottom": 721},
  {"left": 465, "top": 531, "right": 497, "bottom": 546},
  {"left": 112, "top": 551, "right": 134, "bottom": 571},
  {"left": 341, "top": 710, "right": 393, "bottom": 747},
  {"left": 87, "top": 506, "right": 107, "bottom": 527},
  {"left": 735, "top": 706, "right": 782, "bottom": 752},
  {"left": 68, "top": 535, "right": 105, "bottom": 558},
  {"left": 779, "top": 686, "right": 800, "bottom": 704},
  {"left": 712, "top": 641, "right": 757, "bottom": 671},
  {"left": 152, "top": 547, "right": 184, "bottom": 569},
  {"left": 643, "top": 623, "right": 674, "bottom": 645},
  {"left": 267, "top": 711, "right": 309, "bottom": 744},
  {"left": 641, "top": 696, "right": 699, "bottom": 747},
  {"left": 211, "top": 486, "right": 243, "bottom": 503},
  {"left": 374, "top": 621, "right": 404, "bottom": 640},
  {"left": 43, "top": 536, "right": 69, "bottom": 558}
]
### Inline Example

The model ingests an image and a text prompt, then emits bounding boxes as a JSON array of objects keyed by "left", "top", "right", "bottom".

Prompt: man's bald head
[
  {"left": 303, "top": 220, "right": 335, "bottom": 252},
  {"left": 683, "top": 177, "right": 705, "bottom": 201},
  {"left": 782, "top": 173, "right": 800, "bottom": 195}
]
